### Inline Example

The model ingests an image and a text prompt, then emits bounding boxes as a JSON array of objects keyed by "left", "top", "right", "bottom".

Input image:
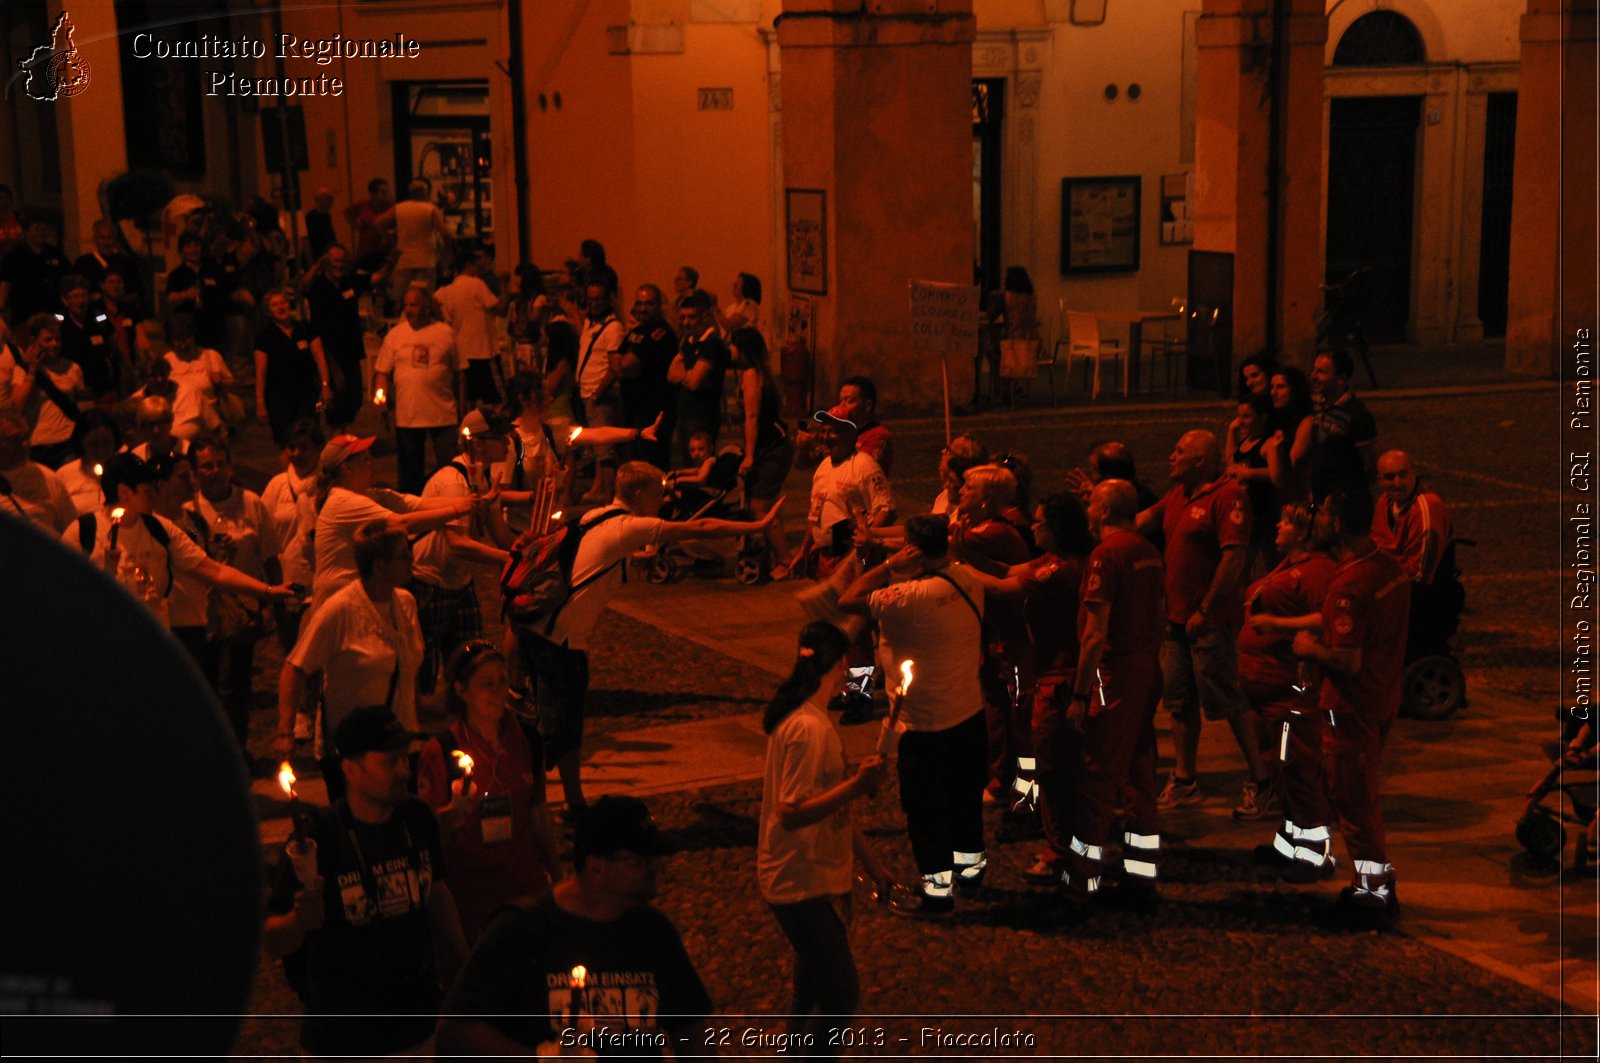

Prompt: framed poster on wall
[
  {"left": 786, "top": 188, "right": 827, "bottom": 294},
  {"left": 1060, "top": 176, "right": 1141, "bottom": 274}
]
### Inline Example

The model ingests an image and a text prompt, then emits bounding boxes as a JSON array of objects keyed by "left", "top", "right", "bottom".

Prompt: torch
[
  {"left": 449, "top": 749, "right": 475, "bottom": 801},
  {"left": 278, "top": 761, "right": 320, "bottom": 889},
  {"left": 877, "top": 659, "right": 914, "bottom": 757},
  {"left": 373, "top": 386, "right": 387, "bottom": 407},
  {"left": 566, "top": 964, "right": 588, "bottom": 1028},
  {"left": 567, "top": 426, "right": 584, "bottom": 447}
]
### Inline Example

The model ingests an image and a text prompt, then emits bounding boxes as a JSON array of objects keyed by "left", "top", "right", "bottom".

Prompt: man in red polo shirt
[
  {"left": 1138, "top": 430, "right": 1269, "bottom": 815},
  {"left": 1372, "top": 450, "right": 1451, "bottom": 585},
  {"left": 1062, "top": 479, "right": 1166, "bottom": 907},
  {"left": 1293, "top": 485, "right": 1411, "bottom": 928}
]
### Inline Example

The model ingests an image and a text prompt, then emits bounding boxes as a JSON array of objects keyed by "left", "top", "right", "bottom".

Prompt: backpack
[{"left": 499, "top": 507, "right": 629, "bottom": 634}]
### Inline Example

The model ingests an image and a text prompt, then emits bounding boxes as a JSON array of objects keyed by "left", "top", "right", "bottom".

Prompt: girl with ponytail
[{"left": 758, "top": 621, "right": 894, "bottom": 1055}]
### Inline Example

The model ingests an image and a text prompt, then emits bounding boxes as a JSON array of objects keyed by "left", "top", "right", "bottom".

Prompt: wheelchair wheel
[
  {"left": 734, "top": 555, "right": 764, "bottom": 586},
  {"left": 647, "top": 555, "right": 677, "bottom": 585},
  {"left": 1516, "top": 813, "right": 1566, "bottom": 861},
  {"left": 1402, "top": 655, "right": 1465, "bottom": 720}
]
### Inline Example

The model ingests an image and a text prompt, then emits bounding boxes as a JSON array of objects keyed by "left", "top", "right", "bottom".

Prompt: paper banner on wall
[{"left": 908, "top": 280, "right": 980, "bottom": 356}]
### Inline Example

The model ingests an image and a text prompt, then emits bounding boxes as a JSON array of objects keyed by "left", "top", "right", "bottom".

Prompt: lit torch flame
[
  {"left": 461, "top": 425, "right": 472, "bottom": 441},
  {"left": 570, "top": 964, "right": 587, "bottom": 989},
  {"left": 374, "top": 387, "right": 386, "bottom": 405},
  {"left": 550, "top": 510, "right": 563, "bottom": 523},
  {"left": 278, "top": 760, "right": 298, "bottom": 800},
  {"left": 899, "top": 659, "right": 915, "bottom": 696},
  {"left": 450, "top": 750, "right": 474, "bottom": 777},
  {"left": 93, "top": 463, "right": 104, "bottom": 478},
  {"left": 567, "top": 426, "right": 584, "bottom": 445},
  {"left": 111, "top": 506, "right": 126, "bottom": 521}
]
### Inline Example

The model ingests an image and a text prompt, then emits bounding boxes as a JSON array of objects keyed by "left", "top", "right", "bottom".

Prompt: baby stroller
[
  {"left": 1400, "top": 538, "right": 1473, "bottom": 720},
  {"left": 645, "top": 449, "right": 768, "bottom": 585},
  {"left": 1516, "top": 720, "right": 1599, "bottom": 872}
]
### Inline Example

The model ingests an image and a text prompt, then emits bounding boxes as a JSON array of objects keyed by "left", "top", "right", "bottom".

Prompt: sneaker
[
  {"left": 888, "top": 892, "right": 955, "bottom": 920},
  {"left": 1156, "top": 775, "right": 1203, "bottom": 810},
  {"left": 1232, "top": 780, "right": 1278, "bottom": 821}
]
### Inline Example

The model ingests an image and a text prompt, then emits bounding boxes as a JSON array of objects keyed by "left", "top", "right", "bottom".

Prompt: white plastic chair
[{"left": 1065, "top": 311, "right": 1125, "bottom": 399}]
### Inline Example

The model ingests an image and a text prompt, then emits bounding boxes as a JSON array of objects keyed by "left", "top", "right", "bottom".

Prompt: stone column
[
  {"left": 1193, "top": 0, "right": 1325, "bottom": 369},
  {"left": 1506, "top": 0, "right": 1597, "bottom": 376},
  {"left": 776, "top": 0, "right": 977, "bottom": 412},
  {"left": 49, "top": 1, "right": 127, "bottom": 251}
]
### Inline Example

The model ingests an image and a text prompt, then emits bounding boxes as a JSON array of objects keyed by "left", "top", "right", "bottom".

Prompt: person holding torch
[{"left": 758, "top": 621, "right": 894, "bottom": 1050}]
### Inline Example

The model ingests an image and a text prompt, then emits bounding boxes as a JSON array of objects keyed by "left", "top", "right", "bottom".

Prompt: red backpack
[{"left": 500, "top": 507, "right": 628, "bottom": 634}]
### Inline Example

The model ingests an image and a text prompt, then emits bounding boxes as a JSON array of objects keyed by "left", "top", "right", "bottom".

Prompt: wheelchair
[{"left": 1400, "top": 538, "right": 1473, "bottom": 720}]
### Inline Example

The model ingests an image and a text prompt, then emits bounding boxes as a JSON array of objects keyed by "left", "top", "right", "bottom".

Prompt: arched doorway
[{"left": 1325, "top": 11, "right": 1426, "bottom": 343}]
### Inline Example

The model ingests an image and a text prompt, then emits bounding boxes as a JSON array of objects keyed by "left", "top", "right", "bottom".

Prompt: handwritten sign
[{"left": 908, "top": 280, "right": 979, "bottom": 356}]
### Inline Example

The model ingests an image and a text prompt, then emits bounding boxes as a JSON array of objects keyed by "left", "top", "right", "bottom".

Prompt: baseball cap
[
  {"left": 458, "top": 409, "right": 512, "bottom": 439},
  {"left": 811, "top": 403, "right": 858, "bottom": 434},
  {"left": 332, "top": 706, "right": 416, "bottom": 760},
  {"left": 575, "top": 795, "right": 668, "bottom": 859},
  {"left": 319, "top": 434, "right": 376, "bottom": 472}
]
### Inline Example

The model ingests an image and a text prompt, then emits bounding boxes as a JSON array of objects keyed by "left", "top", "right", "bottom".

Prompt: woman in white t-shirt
[
  {"left": 758, "top": 622, "right": 892, "bottom": 1049},
  {"left": 10, "top": 314, "right": 85, "bottom": 468},
  {"left": 307, "top": 432, "right": 486, "bottom": 613},
  {"left": 718, "top": 272, "right": 762, "bottom": 336},
  {"left": 164, "top": 311, "right": 233, "bottom": 439},
  {"left": 54, "top": 409, "right": 120, "bottom": 516}
]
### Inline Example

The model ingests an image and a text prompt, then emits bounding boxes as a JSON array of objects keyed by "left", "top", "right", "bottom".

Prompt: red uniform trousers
[
  {"left": 982, "top": 647, "right": 1034, "bottom": 796},
  {"left": 1064, "top": 660, "right": 1163, "bottom": 888},
  {"left": 1323, "top": 704, "right": 1396, "bottom": 869},
  {"left": 1029, "top": 670, "right": 1075, "bottom": 862},
  {"left": 1243, "top": 677, "right": 1331, "bottom": 831}
]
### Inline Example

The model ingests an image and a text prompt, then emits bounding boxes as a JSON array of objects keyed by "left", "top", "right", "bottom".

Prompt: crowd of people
[{"left": 0, "top": 181, "right": 1465, "bottom": 1056}]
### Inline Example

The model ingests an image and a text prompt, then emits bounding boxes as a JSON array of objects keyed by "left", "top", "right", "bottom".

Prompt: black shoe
[
  {"left": 954, "top": 864, "right": 987, "bottom": 895},
  {"left": 1097, "top": 878, "right": 1159, "bottom": 914},
  {"left": 888, "top": 893, "right": 955, "bottom": 920},
  {"left": 1325, "top": 885, "right": 1398, "bottom": 930},
  {"left": 1254, "top": 842, "right": 1293, "bottom": 868}
]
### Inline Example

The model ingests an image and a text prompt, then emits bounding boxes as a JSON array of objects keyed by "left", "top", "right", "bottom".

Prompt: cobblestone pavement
[{"left": 224, "top": 362, "right": 1591, "bottom": 1058}]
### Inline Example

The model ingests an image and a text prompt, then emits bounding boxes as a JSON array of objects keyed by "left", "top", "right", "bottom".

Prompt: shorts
[
  {"left": 1161, "top": 622, "right": 1246, "bottom": 721},
  {"left": 746, "top": 436, "right": 794, "bottom": 503},
  {"left": 581, "top": 393, "right": 621, "bottom": 462},
  {"left": 515, "top": 628, "right": 590, "bottom": 769}
]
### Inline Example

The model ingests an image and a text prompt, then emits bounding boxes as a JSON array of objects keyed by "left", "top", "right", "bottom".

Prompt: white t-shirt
[
  {"left": 500, "top": 421, "right": 564, "bottom": 534},
  {"left": 412, "top": 460, "right": 486, "bottom": 590},
  {"left": 807, "top": 451, "right": 891, "bottom": 539},
  {"left": 868, "top": 564, "right": 984, "bottom": 733},
  {"left": 261, "top": 466, "right": 317, "bottom": 588},
  {"left": 0, "top": 460, "right": 77, "bottom": 533},
  {"left": 164, "top": 509, "right": 213, "bottom": 629},
  {"left": 164, "top": 349, "right": 232, "bottom": 438},
  {"left": 64, "top": 508, "right": 212, "bottom": 628},
  {"left": 310, "top": 486, "right": 420, "bottom": 610},
  {"left": 723, "top": 298, "right": 761, "bottom": 335},
  {"left": 576, "top": 315, "right": 624, "bottom": 400},
  {"left": 54, "top": 458, "right": 104, "bottom": 516},
  {"left": 375, "top": 319, "right": 463, "bottom": 428},
  {"left": 194, "top": 485, "right": 281, "bottom": 583},
  {"left": 287, "top": 579, "right": 424, "bottom": 735},
  {"left": 435, "top": 274, "right": 499, "bottom": 362},
  {"left": 546, "top": 506, "right": 663, "bottom": 651},
  {"left": 758, "top": 699, "right": 853, "bottom": 905},
  {"left": 15, "top": 360, "right": 84, "bottom": 446}
]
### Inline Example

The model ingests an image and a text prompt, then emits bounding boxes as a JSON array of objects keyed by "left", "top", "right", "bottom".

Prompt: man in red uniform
[
  {"left": 1236, "top": 504, "right": 1339, "bottom": 874},
  {"left": 1063, "top": 480, "right": 1166, "bottom": 907},
  {"left": 1139, "top": 430, "right": 1270, "bottom": 815},
  {"left": 1293, "top": 485, "right": 1412, "bottom": 927},
  {"left": 1372, "top": 449, "right": 1460, "bottom": 660}
]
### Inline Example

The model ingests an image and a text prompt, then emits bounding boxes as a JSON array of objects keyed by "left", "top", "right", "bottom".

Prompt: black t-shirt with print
[
  {"left": 444, "top": 891, "right": 712, "bottom": 1055},
  {"left": 268, "top": 798, "right": 447, "bottom": 1057}
]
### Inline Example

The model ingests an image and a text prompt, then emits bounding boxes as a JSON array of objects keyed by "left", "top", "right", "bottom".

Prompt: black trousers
[
  {"left": 897, "top": 709, "right": 987, "bottom": 876},
  {"left": 770, "top": 895, "right": 858, "bottom": 1057}
]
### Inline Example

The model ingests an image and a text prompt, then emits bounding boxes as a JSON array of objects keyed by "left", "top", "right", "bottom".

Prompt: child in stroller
[
  {"left": 647, "top": 442, "right": 767, "bottom": 584},
  {"left": 1517, "top": 716, "right": 1599, "bottom": 873}
]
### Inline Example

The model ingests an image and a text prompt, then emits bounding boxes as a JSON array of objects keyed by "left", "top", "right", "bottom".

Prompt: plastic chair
[{"left": 1065, "top": 310, "right": 1125, "bottom": 399}]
